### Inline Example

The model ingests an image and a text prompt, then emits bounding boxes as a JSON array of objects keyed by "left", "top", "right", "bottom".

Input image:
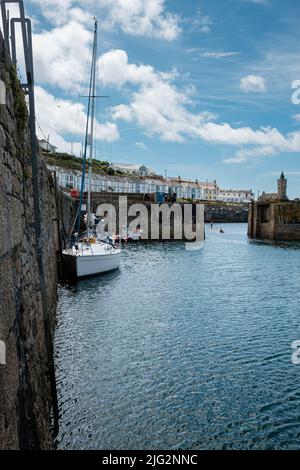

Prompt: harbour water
[{"left": 55, "top": 224, "right": 300, "bottom": 450}]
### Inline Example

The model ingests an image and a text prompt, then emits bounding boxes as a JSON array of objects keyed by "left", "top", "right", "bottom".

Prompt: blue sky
[{"left": 3, "top": 0, "right": 300, "bottom": 196}]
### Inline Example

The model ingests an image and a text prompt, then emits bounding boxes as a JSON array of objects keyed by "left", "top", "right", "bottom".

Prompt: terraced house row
[{"left": 48, "top": 165, "right": 254, "bottom": 204}]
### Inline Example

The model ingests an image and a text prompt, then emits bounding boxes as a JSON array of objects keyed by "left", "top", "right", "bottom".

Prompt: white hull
[
  {"left": 62, "top": 23, "right": 122, "bottom": 280},
  {"left": 63, "top": 244, "right": 121, "bottom": 278}
]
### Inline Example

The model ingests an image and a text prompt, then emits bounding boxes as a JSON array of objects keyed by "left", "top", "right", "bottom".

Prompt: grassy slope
[{"left": 45, "top": 152, "right": 126, "bottom": 176}]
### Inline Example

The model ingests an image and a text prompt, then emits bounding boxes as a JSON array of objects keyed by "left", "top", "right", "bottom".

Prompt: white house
[
  {"left": 111, "top": 163, "right": 156, "bottom": 177},
  {"left": 199, "top": 181, "right": 219, "bottom": 200},
  {"left": 39, "top": 139, "right": 57, "bottom": 153},
  {"left": 48, "top": 165, "right": 253, "bottom": 204},
  {"left": 166, "top": 178, "right": 210, "bottom": 201},
  {"left": 218, "top": 189, "right": 254, "bottom": 204}
]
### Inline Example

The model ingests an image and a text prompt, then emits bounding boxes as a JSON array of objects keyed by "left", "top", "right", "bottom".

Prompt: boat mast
[
  {"left": 76, "top": 19, "right": 98, "bottom": 237},
  {"left": 87, "top": 20, "right": 98, "bottom": 240}
]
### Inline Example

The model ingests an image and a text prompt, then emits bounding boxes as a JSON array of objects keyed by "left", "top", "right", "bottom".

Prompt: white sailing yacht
[{"left": 62, "top": 20, "right": 121, "bottom": 278}]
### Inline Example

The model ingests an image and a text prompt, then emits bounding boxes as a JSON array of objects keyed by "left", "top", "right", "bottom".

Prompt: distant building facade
[
  {"left": 111, "top": 163, "right": 156, "bottom": 177},
  {"left": 259, "top": 172, "right": 288, "bottom": 203},
  {"left": 218, "top": 189, "right": 254, "bottom": 204},
  {"left": 248, "top": 173, "right": 300, "bottom": 241},
  {"left": 38, "top": 139, "right": 57, "bottom": 153},
  {"left": 166, "top": 178, "right": 206, "bottom": 200},
  {"left": 48, "top": 166, "right": 205, "bottom": 199},
  {"left": 201, "top": 181, "right": 220, "bottom": 201},
  {"left": 48, "top": 165, "right": 253, "bottom": 203}
]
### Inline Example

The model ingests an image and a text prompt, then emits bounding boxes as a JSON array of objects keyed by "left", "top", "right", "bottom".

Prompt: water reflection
[{"left": 55, "top": 224, "right": 300, "bottom": 450}]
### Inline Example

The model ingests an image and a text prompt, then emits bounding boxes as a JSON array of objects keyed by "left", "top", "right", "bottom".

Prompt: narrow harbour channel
[{"left": 55, "top": 224, "right": 300, "bottom": 450}]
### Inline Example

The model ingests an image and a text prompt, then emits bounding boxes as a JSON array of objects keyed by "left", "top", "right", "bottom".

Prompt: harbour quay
[
  {"left": 248, "top": 173, "right": 300, "bottom": 241},
  {"left": 69, "top": 190, "right": 248, "bottom": 241}
]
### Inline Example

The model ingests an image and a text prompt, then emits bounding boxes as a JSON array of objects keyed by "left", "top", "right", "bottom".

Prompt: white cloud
[
  {"left": 244, "top": 0, "right": 268, "bottom": 4},
  {"left": 197, "top": 124, "right": 285, "bottom": 147},
  {"left": 189, "top": 8, "right": 212, "bottom": 33},
  {"left": 224, "top": 145, "right": 276, "bottom": 163},
  {"left": 99, "top": 50, "right": 217, "bottom": 142},
  {"left": 102, "top": 51, "right": 284, "bottom": 149},
  {"left": 7, "top": 2, "right": 299, "bottom": 166},
  {"left": 292, "top": 114, "right": 300, "bottom": 122},
  {"left": 112, "top": 104, "right": 134, "bottom": 122},
  {"left": 135, "top": 142, "right": 148, "bottom": 151},
  {"left": 68, "top": 7, "right": 94, "bottom": 25},
  {"left": 223, "top": 130, "right": 300, "bottom": 163},
  {"left": 240, "top": 75, "right": 267, "bottom": 93},
  {"left": 32, "top": 21, "right": 93, "bottom": 92},
  {"left": 31, "top": 14, "right": 178, "bottom": 94},
  {"left": 28, "top": 38, "right": 300, "bottom": 164},
  {"left": 116, "top": 84, "right": 216, "bottom": 143},
  {"left": 29, "top": 0, "right": 181, "bottom": 40},
  {"left": 29, "top": 0, "right": 76, "bottom": 25},
  {"left": 99, "top": 49, "right": 158, "bottom": 88},
  {"left": 100, "top": 0, "right": 181, "bottom": 40},
  {"left": 35, "top": 86, "right": 119, "bottom": 153},
  {"left": 202, "top": 51, "right": 240, "bottom": 59},
  {"left": 187, "top": 49, "right": 240, "bottom": 59},
  {"left": 98, "top": 50, "right": 300, "bottom": 164}
]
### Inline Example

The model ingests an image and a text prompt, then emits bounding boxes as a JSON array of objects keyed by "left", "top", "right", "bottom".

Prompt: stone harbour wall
[
  {"left": 0, "top": 33, "right": 74, "bottom": 449},
  {"left": 72, "top": 192, "right": 245, "bottom": 242},
  {"left": 248, "top": 201, "right": 300, "bottom": 241},
  {"left": 204, "top": 204, "right": 248, "bottom": 223}
]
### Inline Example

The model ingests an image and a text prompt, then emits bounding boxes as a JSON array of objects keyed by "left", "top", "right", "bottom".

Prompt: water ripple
[{"left": 55, "top": 224, "right": 300, "bottom": 450}]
